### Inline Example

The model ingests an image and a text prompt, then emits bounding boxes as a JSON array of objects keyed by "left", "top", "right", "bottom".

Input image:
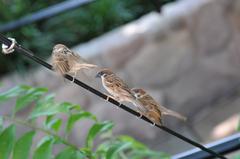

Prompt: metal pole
[
  {"left": 0, "top": 0, "right": 94, "bottom": 32},
  {"left": 172, "top": 133, "right": 240, "bottom": 159}
]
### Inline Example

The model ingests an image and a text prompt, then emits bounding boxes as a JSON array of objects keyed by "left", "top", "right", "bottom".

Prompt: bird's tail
[
  {"left": 162, "top": 108, "right": 187, "bottom": 121},
  {"left": 75, "top": 63, "right": 98, "bottom": 70}
]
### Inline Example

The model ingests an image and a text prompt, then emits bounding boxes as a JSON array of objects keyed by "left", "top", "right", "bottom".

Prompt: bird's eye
[
  {"left": 62, "top": 49, "right": 67, "bottom": 54},
  {"left": 136, "top": 94, "right": 141, "bottom": 98}
]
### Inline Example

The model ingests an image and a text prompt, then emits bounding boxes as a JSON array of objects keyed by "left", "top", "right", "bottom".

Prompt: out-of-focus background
[{"left": 1, "top": 0, "right": 240, "bottom": 157}]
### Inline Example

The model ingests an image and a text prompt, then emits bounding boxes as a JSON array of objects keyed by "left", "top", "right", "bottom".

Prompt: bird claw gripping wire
[{"left": 2, "top": 38, "right": 16, "bottom": 54}]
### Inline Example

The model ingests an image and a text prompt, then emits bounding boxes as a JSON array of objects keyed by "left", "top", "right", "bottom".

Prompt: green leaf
[
  {"left": 33, "top": 138, "right": 53, "bottom": 159},
  {"left": 0, "top": 116, "right": 3, "bottom": 133},
  {"left": 15, "top": 87, "right": 48, "bottom": 113},
  {"left": 79, "top": 147, "right": 93, "bottom": 158},
  {"left": 96, "top": 141, "right": 111, "bottom": 153},
  {"left": 86, "top": 121, "right": 113, "bottom": 148},
  {"left": 55, "top": 147, "right": 85, "bottom": 159},
  {"left": 117, "top": 135, "right": 146, "bottom": 150},
  {"left": 106, "top": 142, "right": 132, "bottom": 159},
  {"left": 30, "top": 96, "right": 74, "bottom": 119},
  {"left": 46, "top": 118, "right": 62, "bottom": 132},
  {"left": 69, "top": 104, "right": 82, "bottom": 111},
  {"left": 66, "top": 111, "right": 97, "bottom": 134},
  {"left": 0, "top": 85, "right": 31, "bottom": 103},
  {"left": 0, "top": 125, "right": 16, "bottom": 159},
  {"left": 45, "top": 115, "right": 54, "bottom": 126},
  {"left": 13, "top": 131, "right": 35, "bottom": 159},
  {"left": 62, "top": 103, "right": 81, "bottom": 112},
  {"left": 36, "top": 136, "right": 54, "bottom": 148}
]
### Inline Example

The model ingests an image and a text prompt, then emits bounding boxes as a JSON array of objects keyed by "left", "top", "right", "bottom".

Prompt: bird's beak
[{"left": 95, "top": 73, "right": 101, "bottom": 78}]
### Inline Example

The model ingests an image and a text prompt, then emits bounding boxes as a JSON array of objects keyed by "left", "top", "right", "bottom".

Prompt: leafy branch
[
  {"left": 2, "top": 115, "right": 79, "bottom": 151},
  {"left": 0, "top": 85, "right": 169, "bottom": 159}
]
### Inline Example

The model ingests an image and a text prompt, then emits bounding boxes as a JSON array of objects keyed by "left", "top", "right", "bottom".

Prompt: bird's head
[
  {"left": 96, "top": 69, "right": 114, "bottom": 78},
  {"left": 52, "top": 44, "right": 70, "bottom": 55},
  {"left": 131, "top": 88, "right": 147, "bottom": 98}
]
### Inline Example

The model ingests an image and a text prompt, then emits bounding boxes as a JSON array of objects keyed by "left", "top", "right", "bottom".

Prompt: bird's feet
[
  {"left": 71, "top": 72, "right": 77, "bottom": 83},
  {"left": 135, "top": 111, "right": 143, "bottom": 119},
  {"left": 151, "top": 122, "right": 156, "bottom": 127},
  {"left": 105, "top": 95, "right": 112, "bottom": 101},
  {"left": 105, "top": 95, "right": 121, "bottom": 109},
  {"left": 71, "top": 77, "right": 75, "bottom": 83},
  {"left": 117, "top": 102, "right": 121, "bottom": 109}
]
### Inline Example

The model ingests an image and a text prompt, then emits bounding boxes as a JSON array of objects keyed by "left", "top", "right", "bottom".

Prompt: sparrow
[
  {"left": 51, "top": 44, "right": 97, "bottom": 81},
  {"left": 96, "top": 69, "right": 145, "bottom": 113},
  {"left": 131, "top": 88, "right": 187, "bottom": 125}
]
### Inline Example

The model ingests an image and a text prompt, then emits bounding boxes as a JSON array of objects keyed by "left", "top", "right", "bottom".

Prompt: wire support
[{"left": 0, "top": 33, "right": 226, "bottom": 159}]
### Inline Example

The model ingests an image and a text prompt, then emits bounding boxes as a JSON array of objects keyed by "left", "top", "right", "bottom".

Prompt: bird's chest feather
[
  {"left": 102, "top": 77, "right": 128, "bottom": 98},
  {"left": 139, "top": 97, "right": 158, "bottom": 110},
  {"left": 102, "top": 78, "right": 117, "bottom": 95}
]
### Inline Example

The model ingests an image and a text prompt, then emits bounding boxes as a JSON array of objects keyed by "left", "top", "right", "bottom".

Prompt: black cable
[
  {"left": 0, "top": 33, "right": 226, "bottom": 159},
  {"left": 0, "top": 0, "right": 94, "bottom": 32}
]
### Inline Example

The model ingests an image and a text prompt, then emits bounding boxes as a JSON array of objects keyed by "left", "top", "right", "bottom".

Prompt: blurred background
[{"left": 0, "top": 0, "right": 240, "bottom": 157}]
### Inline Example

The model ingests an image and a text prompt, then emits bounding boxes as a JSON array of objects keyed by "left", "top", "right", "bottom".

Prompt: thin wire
[{"left": 0, "top": 33, "right": 226, "bottom": 159}]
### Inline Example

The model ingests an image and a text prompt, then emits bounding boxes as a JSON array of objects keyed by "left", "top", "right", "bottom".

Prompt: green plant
[{"left": 0, "top": 85, "right": 170, "bottom": 159}]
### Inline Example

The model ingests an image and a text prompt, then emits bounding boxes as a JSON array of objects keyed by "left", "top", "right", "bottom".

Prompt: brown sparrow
[
  {"left": 131, "top": 88, "right": 187, "bottom": 125},
  {"left": 51, "top": 44, "right": 97, "bottom": 81},
  {"left": 96, "top": 69, "right": 145, "bottom": 113}
]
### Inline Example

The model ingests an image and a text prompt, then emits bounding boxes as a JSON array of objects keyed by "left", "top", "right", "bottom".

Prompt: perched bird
[
  {"left": 131, "top": 88, "right": 187, "bottom": 125},
  {"left": 96, "top": 69, "right": 145, "bottom": 113},
  {"left": 51, "top": 44, "right": 97, "bottom": 81}
]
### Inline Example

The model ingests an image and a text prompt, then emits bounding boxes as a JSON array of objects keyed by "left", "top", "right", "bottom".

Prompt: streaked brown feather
[
  {"left": 51, "top": 44, "right": 98, "bottom": 76},
  {"left": 104, "top": 74, "right": 135, "bottom": 99},
  {"left": 132, "top": 88, "right": 187, "bottom": 124},
  {"left": 145, "top": 110, "right": 162, "bottom": 125}
]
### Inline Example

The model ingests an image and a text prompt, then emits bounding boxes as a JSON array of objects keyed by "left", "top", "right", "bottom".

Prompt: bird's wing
[
  {"left": 52, "top": 52, "right": 70, "bottom": 74},
  {"left": 74, "top": 63, "right": 98, "bottom": 70},
  {"left": 52, "top": 58, "right": 70, "bottom": 75},
  {"left": 146, "top": 110, "right": 162, "bottom": 125},
  {"left": 68, "top": 51, "right": 97, "bottom": 69},
  {"left": 141, "top": 95, "right": 160, "bottom": 111},
  {"left": 159, "top": 105, "right": 187, "bottom": 121},
  {"left": 144, "top": 96, "right": 187, "bottom": 121},
  {"left": 104, "top": 75, "right": 134, "bottom": 98},
  {"left": 73, "top": 52, "right": 83, "bottom": 61}
]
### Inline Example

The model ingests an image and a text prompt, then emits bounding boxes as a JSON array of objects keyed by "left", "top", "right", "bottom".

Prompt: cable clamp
[{"left": 2, "top": 38, "right": 16, "bottom": 54}]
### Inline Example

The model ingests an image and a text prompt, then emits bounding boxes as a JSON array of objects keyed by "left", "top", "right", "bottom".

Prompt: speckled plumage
[
  {"left": 96, "top": 69, "right": 142, "bottom": 109},
  {"left": 51, "top": 44, "right": 97, "bottom": 76},
  {"left": 131, "top": 88, "right": 187, "bottom": 125}
]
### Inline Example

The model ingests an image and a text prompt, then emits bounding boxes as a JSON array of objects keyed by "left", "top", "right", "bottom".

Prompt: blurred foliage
[
  {"left": 0, "top": 0, "right": 176, "bottom": 76},
  {"left": 0, "top": 0, "right": 161, "bottom": 75},
  {"left": 0, "top": 85, "right": 170, "bottom": 159}
]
